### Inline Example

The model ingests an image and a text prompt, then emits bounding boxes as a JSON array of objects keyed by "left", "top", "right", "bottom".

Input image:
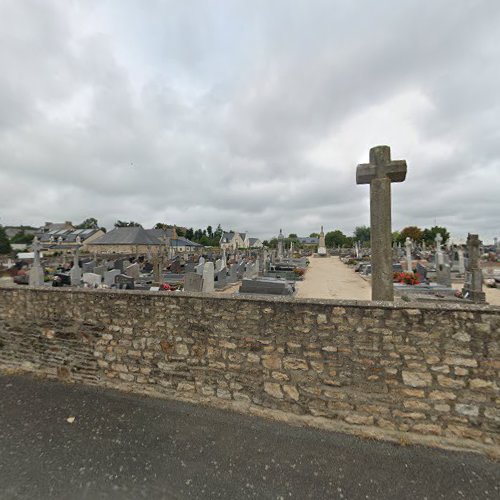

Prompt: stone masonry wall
[{"left": 0, "top": 287, "right": 499, "bottom": 453}]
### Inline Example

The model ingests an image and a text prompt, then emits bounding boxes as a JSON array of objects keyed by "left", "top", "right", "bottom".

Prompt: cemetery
[{"left": 0, "top": 144, "right": 499, "bottom": 459}]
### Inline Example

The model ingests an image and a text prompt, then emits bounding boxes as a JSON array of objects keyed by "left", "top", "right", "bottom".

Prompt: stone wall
[{"left": 0, "top": 287, "right": 499, "bottom": 454}]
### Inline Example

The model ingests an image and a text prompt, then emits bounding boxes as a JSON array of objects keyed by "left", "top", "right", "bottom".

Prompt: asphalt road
[{"left": 0, "top": 374, "right": 498, "bottom": 500}]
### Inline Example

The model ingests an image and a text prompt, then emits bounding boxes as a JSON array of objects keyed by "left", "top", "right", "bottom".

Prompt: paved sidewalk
[{"left": 0, "top": 374, "right": 498, "bottom": 499}]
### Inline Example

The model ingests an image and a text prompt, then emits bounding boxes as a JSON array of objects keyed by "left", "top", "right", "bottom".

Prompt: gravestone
[
  {"left": 405, "top": 237, "right": 413, "bottom": 272},
  {"left": 239, "top": 278, "right": 294, "bottom": 296},
  {"left": 318, "top": 226, "right": 327, "bottom": 256},
  {"left": 82, "top": 261, "right": 96, "bottom": 273},
  {"left": 215, "top": 259, "right": 223, "bottom": 272},
  {"left": 70, "top": 245, "right": 82, "bottom": 286},
  {"left": 198, "top": 256, "right": 206, "bottom": 266},
  {"left": 170, "top": 259, "right": 182, "bottom": 274},
  {"left": 94, "top": 265, "right": 107, "bottom": 277},
  {"left": 125, "top": 263, "right": 140, "bottom": 279},
  {"left": 415, "top": 263, "right": 428, "bottom": 283},
  {"left": 277, "top": 229, "right": 284, "bottom": 259},
  {"left": 29, "top": 237, "right": 44, "bottom": 287},
  {"left": 184, "top": 272, "right": 203, "bottom": 292},
  {"left": 457, "top": 248, "right": 465, "bottom": 276},
  {"left": 436, "top": 257, "right": 452, "bottom": 287},
  {"left": 435, "top": 233, "right": 444, "bottom": 267},
  {"left": 236, "top": 262, "right": 246, "bottom": 279},
  {"left": 195, "top": 262, "right": 204, "bottom": 275},
  {"left": 356, "top": 145, "right": 407, "bottom": 301},
  {"left": 115, "top": 274, "right": 135, "bottom": 289},
  {"left": 104, "top": 269, "right": 120, "bottom": 287},
  {"left": 202, "top": 262, "right": 215, "bottom": 292},
  {"left": 83, "top": 272, "right": 101, "bottom": 287},
  {"left": 228, "top": 264, "right": 238, "bottom": 283},
  {"left": 462, "top": 234, "right": 485, "bottom": 303},
  {"left": 184, "top": 262, "right": 196, "bottom": 273},
  {"left": 215, "top": 268, "right": 227, "bottom": 289}
]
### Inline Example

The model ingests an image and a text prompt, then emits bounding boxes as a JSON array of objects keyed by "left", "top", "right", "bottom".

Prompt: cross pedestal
[{"left": 356, "top": 145, "right": 407, "bottom": 301}]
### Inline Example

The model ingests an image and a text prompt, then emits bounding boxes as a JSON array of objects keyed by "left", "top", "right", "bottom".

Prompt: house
[
  {"left": 298, "top": 236, "right": 319, "bottom": 247},
  {"left": 220, "top": 231, "right": 246, "bottom": 250},
  {"left": 146, "top": 228, "right": 202, "bottom": 252},
  {"left": 41, "top": 221, "right": 75, "bottom": 233},
  {"left": 248, "top": 237, "right": 263, "bottom": 248},
  {"left": 35, "top": 228, "right": 105, "bottom": 251},
  {"left": 85, "top": 227, "right": 162, "bottom": 255},
  {"left": 86, "top": 226, "right": 202, "bottom": 255}
]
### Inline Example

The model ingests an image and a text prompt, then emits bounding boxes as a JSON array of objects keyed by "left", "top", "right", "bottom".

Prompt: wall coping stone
[{"left": 1, "top": 285, "right": 499, "bottom": 314}]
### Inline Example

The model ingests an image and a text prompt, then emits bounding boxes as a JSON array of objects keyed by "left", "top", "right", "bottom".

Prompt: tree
[
  {"left": 325, "top": 230, "right": 349, "bottom": 248},
  {"left": 288, "top": 233, "right": 298, "bottom": 239},
  {"left": 309, "top": 232, "right": 320, "bottom": 238},
  {"left": 399, "top": 226, "right": 423, "bottom": 243},
  {"left": 0, "top": 226, "right": 12, "bottom": 254},
  {"left": 76, "top": 218, "right": 99, "bottom": 229},
  {"left": 206, "top": 225, "right": 213, "bottom": 237},
  {"left": 353, "top": 226, "right": 370, "bottom": 243},
  {"left": 114, "top": 220, "right": 141, "bottom": 227},
  {"left": 10, "top": 231, "right": 34, "bottom": 245},
  {"left": 422, "top": 226, "right": 450, "bottom": 245},
  {"left": 154, "top": 222, "right": 168, "bottom": 230}
]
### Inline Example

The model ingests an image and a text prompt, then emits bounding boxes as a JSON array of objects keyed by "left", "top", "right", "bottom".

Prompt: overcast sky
[{"left": 1, "top": 0, "right": 499, "bottom": 242}]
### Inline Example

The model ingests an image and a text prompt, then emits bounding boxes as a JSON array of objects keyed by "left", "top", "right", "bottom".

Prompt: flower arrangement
[
  {"left": 393, "top": 271, "right": 420, "bottom": 285},
  {"left": 293, "top": 268, "right": 306, "bottom": 277}
]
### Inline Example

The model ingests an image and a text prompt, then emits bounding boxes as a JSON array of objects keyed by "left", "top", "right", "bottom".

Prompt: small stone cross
[{"left": 356, "top": 145, "right": 408, "bottom": 301}]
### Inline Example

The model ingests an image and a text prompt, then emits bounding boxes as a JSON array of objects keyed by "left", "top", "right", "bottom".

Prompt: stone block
[{"left": 402, "top": 371, "right": 432, "bottom": 388}]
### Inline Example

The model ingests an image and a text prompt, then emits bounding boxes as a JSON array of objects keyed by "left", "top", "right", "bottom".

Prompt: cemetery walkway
[
  {"left": 296, "top": 256, "right": 371, "bottom": 300},
  {"left": 1, "top": 374, "right": 499, "bottom": 499}
]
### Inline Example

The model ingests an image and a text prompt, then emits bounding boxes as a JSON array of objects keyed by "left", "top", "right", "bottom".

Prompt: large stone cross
[{"left": 356, "top": 145, "right": 407, "bottom": 301}]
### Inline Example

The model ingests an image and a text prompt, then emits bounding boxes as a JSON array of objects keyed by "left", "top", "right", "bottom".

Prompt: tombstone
[
  {"left": 436, "top": 256, "right": 452, "bottom": 287},
  {"left": 462, "top": 234, "right": 486, "bottom": 303},
  {"left": 142, "top": 262, "right": 153, "bottom": 273},
  {"left": 82, "top": 272, "right": 102, "bottom": 287},
  {"left": 29, "top": 237, "right": 44, "bottom": 287},
  {"left": 115, "top": 274, "right": 135, "bottom": 290},
  {"left": 318, "top": 226, "right": 327, "bottom": 256},
  {"left": 405, "top": 237, "right": 413, "bottom": 272},
  {"left": 82, "top": 261, "right": 96, "bottom": 273},
  {"left": 221, "top": 249, "right": 227, "bottom": 269},
  {"left": 113, "top": 259, "right": 126, "bottom": 272},
  {"left": 215, "top": 268, "right": 227, "bottom": 289},
  {"left": 415, "top": 263, "right": 428, "bottom": 283},
  {"left": 104, "top": 269, "right": 120, "bottom": 287},
  {"left": 125, "top": 262, "right": 140, "bottom": 280},
  {"left": 170, "top": 259, "right": 182, "bottom": 274},
  {"left": 236, "top": 262, "right": 246, "bottom": 279},
  {"left": 94, "top": 265, "right": 107, "bottom": 277},
  {"left": 215, "top": 259, "right": 223, "bottom": 273},
  {"left": 184, "top": 272, "right": 203, "bottom": 292},
  {"left": 457, "top": 248, "right": 465, "bottom": 276},
  {"left": 277, "top": 229, "right": 284, "bottom": 259},
  {"left": 184, "top": 262, "right": 196, "bottom": 273},
  {"left": 228, "top": 264, "right": 239, "bottom": 283},
  {"left": 70, "top": 244, "right": 82, "bottom": 286},
  {"left": 195, "top": 262, "right": 204, "bottom": 275},
  {"left": 198, "top": 256, "right": 206, "bottom": 266},
  {"left": 239, "top": 278, "right": 294, "bottom": 296},
  {"left": 201, "top": 262, "right": 215, "bottom": 292},
  {"left": 434, "top": 233, "right": 444, "bottom": 267},
  {"left": 356, "top": 145, "right": 408, "bottom": 301}
]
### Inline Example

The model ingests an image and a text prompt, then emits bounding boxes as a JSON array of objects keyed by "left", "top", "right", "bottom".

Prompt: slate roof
[
  {"left": 249, "top": 238, "right": 261, "bottom": 246},
  {"left": 36, "top": 228, "right": 101, "bottom": 243},
  {"left": 91, "top": 227, "right": 161, "bottom": 246}
]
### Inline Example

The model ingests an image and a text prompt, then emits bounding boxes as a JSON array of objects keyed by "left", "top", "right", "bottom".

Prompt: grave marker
[{"left": 356, "top": 145, "right": 407, "bottom": 301}]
